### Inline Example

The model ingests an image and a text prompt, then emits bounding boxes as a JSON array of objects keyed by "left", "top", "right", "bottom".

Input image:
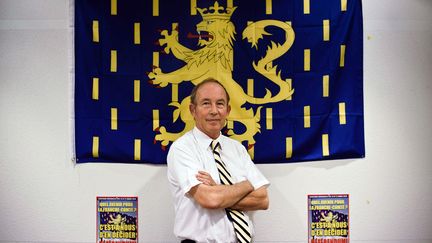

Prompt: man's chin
[
  {"left": 206, "top": 120, "right": 221, "bottom": 126},
  {"left": 206, "top": 124, "right": 222, "bottom": 133}
]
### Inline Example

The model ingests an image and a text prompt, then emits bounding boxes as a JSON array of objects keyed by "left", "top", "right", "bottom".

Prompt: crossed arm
[{"left": 188, "top": 171, "right": 269, "bottom": 211}]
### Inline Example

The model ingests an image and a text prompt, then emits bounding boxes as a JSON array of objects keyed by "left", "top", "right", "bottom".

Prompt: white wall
[{"left": 0, "top": 0, "right": 431, "bottom": 242}]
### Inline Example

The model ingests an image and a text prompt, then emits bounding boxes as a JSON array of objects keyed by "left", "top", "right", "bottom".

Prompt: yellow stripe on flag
[
  {"left": 286, "top": 137, "right": 293, "bottom": 159},
  {"left": 227, "top": 120, "right": 234, "bottom": 129},
  {"left": 323, "top": 75, "right": 329, "bottom": 97},
  {"left": 134, "top": 80, "right": 140, "bottom": 102},
  {"left": 340, "top": 45, "right": 346, "bottom": 67},
  {"left": 153, "top": 109, "right": 159, "bottom": 130},
  {"left": 247, "top": 79, "right": 254, "bottom": 96},
  {"left": 322, "top": 134, "right": 330, "bottom": 156},
  {"left": 266, "top": 108, "right": 273, "bottom": 130},
  {"left": 304, "top": 106, "right": 311, "bottom": 128},
  {"left": 134, "top": 139, "right": 141, "bottom": 161},
  {"left": 227, "top": 0, "right": 233, "bottom": 8},
  {"left": 323, "top": 19, "right": 330, "bottom": 41},
  {"left": 153, "top": 52, "right": 159, "bottom": 68},
  {"left": 153, "top": 0, "right": 159, "bottom": 16},
  {"left": 110, "top": 50, "right": 117, "bottom": 72},
  {"left": 92, "top": 136, "right": 99, "bottom": 158},
  {"left": 304, "top": 49, "right": 311, "bottom": 71},
  {"left": 339, "top": 102, "right": 347, "bottom": 125},
  {"left": 92, "top": 77, "right": 99, "bottom": 100},
  {"left": 191, "top": 0, "right": 197, "bottom": 15},
  {"left": 341, "top": 0, "right": 347, "bottom": 11},
  {"left": 92, "top": 20, "right": 99, "bottom": 42},
  {"left": 134, "top": 23, "right": 141, "bottom": 44},
  {"left": 266, "top": 0, "right": 272, "bottom": 15},
  {"left": 111, "top": 108, "right": 118, "bottom": 130},
  {"left": 111, "top": 0, "right": 117, "bottom": 15},
  {"left": 304, "top": 0, "right": 310, "bottom": 14},
  {"left": 172, "top": 84, "right": 178, "bottom": 102}
]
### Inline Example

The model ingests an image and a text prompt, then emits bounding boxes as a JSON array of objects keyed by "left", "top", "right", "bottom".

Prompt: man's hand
[{"left": 196, "top": 171, "right": 216, "bottom": 186}]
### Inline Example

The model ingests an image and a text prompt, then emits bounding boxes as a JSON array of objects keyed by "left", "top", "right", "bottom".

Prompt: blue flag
[{"left": 74, "top": 0, "right": 365, "bottom": 164}]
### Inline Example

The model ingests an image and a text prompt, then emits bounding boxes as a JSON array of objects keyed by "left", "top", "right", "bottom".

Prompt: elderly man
[{"left": 167, "top": 78, "right": 269, "bottom": 243}]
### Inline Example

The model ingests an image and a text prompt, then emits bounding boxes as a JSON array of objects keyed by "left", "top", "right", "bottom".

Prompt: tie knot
[{"left": 210, "top": 140, "right": 220, "bottom": 152}]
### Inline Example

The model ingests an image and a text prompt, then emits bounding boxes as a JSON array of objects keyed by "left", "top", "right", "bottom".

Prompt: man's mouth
[{"left": 206, "top": 118, "right": 220, "bottom": 123}]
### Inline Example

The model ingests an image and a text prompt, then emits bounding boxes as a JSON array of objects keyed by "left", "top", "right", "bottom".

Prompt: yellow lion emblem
[{"left": 148, "top": 1, "right": 295, "bottom": 150}]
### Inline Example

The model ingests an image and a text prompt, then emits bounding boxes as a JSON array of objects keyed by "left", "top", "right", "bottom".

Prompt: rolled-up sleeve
[
  {"left": 167, "top": 142, "right": 202, "bottom": 196},
  {"left": 239, "top": 145, "right": 270, "bottom": 190}
]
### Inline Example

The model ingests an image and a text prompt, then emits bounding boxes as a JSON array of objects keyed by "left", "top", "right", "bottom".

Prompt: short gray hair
[{"left": 190, "top": 78, "right": 230, "bottom": 105}]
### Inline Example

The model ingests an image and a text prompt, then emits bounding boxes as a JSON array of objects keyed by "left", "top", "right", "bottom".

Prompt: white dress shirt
[{"left": 167, "top": 127, "right": 270, "bottom": 243}]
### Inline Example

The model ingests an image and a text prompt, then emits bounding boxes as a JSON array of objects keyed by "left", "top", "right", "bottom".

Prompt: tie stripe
[
  {"left": 211, "top": 141, "right": 252, "bottom": 243},
  {"left": 216, "top": 163, "right": 233, "bottom": 183},
  {"left": 212, "top": 144, "right": 234, "bottom": 185},
  {"left": 230, "top": 210, "right": 249, "bottom": 224},
  {"left": 229, "top": 210, "right": 250, "bottom": 231}
]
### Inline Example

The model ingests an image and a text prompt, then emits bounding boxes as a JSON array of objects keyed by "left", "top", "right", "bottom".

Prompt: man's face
[{"left": 190, "top": 82, "right": 231, "bottom": 139}]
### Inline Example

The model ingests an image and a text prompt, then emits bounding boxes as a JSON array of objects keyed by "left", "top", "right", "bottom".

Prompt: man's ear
[
  {"left": 189, "top": 103, "right": 195, "bottom": 114},
  {"left": 227, "top": 104, "right": 231, "bottom": 115}
]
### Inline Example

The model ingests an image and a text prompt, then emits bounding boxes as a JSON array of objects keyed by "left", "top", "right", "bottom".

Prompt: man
[{"left": 167, "top": 78, "right": 269, "bottom": 243}]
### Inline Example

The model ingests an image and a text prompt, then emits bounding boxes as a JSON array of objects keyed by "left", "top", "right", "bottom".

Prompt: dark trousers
[{"left": 181, "top": 240, "right": 196, "bottom": 243}]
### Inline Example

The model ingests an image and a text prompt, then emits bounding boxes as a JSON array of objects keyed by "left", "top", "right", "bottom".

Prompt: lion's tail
[{"left": 242, "top": 20, "right": 295, "bottom": 105}]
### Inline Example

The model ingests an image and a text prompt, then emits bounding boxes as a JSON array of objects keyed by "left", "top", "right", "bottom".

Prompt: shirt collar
[{"left": 192, "top": 126, "right": 223, "bottom": 151}]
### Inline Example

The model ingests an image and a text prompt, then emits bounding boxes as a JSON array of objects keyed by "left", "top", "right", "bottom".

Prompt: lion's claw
[{"left": 154, "top": 127, "right": 171, "bottom": 149}]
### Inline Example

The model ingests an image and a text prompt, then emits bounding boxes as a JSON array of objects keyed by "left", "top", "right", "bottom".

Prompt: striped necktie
[{"left": 211, "top": 140, "right": 252, "bottom": 243}]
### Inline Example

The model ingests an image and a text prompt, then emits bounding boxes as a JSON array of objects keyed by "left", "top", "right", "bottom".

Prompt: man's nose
[{"left": 210, "top": 103, "right": 218, "bottom": 114}]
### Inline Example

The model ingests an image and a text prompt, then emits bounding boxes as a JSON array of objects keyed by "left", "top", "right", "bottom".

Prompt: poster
[
  {"left": 308, "top": 194, "right": 349, "bottom": 243},
  {"left": 97, "top": 196, "right": 138, "bottom": 243}
]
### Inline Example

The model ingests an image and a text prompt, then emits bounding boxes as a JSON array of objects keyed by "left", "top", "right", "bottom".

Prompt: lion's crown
[{"left": 197, "top": 1, "right": 237, "bottom": 20}]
